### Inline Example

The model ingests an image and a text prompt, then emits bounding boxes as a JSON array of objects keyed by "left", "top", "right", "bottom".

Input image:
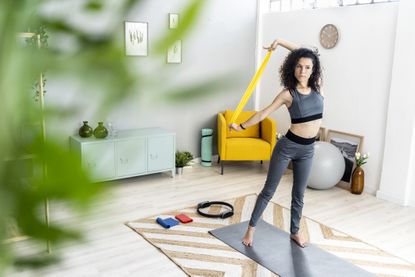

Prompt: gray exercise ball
[{"left": 308, "top": 141, "right": 345, "bottom": 190}]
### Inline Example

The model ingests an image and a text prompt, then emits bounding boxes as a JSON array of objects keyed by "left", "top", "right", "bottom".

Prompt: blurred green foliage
[{"left": 0, "top": 0, "right": 209, "bottom": 274}]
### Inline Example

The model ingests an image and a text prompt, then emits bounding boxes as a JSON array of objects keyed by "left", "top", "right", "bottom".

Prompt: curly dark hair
[{"left": 279, "top": 48, "right": 322, "bottom": 93}]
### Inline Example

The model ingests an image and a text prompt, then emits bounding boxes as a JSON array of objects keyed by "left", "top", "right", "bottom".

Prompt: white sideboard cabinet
[{"left": 70, "top": 128, "right": 175, "bottom": 181}]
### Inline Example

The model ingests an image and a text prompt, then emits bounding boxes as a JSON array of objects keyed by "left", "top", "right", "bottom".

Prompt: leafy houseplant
[{"left": 175, "top": 151, "right": 193, "bottom": 174}]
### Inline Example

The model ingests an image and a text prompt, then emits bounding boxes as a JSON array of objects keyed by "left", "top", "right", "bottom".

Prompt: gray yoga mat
[{"left": 209, "top": 220, "right": 375, "bottom": 277}]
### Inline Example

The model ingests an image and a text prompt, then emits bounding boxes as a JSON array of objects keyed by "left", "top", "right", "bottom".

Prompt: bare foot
[
  {"left": 290, "top": 233, "right": 308, "bottom": 248},
  {"left": 242, "top": 226, "right": 255, "bottom": 247}
]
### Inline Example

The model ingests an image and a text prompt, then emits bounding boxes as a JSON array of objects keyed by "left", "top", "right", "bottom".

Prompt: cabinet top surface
[{"left": 71, "top": 127, "right": 175, "bottom": 143}]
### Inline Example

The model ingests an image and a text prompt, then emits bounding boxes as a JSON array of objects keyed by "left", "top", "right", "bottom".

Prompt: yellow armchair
[{"left": 217, "top": 110, "right": 277, "bottom": 174}]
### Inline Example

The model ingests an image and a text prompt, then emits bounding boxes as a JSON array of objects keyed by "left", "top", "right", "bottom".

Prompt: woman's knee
[
  {"left": 259, "top": 189, "right": 274, "bottom": 201},
  {"left": 291, "top": 196, "right": 304, "bottom": 207}
]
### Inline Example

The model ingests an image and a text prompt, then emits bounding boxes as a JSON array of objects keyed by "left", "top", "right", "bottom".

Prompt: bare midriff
[{"left": 289, "top": 118, "right": 322, "bottom": 139}]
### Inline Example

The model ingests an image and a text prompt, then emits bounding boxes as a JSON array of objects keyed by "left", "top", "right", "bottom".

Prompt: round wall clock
[{"left": 319, "top": 24, "right": 339, "bottom": 49}]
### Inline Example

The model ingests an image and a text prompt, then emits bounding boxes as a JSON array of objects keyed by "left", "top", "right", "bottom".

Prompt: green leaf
[
  {"left": 84, "top": 0, "right": 103, "bottom": 11},
  {"left": 162, "top": 74, "right": 238, "bottom": 103}
]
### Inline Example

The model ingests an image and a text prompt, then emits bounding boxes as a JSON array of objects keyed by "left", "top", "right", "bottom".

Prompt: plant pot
[
  {"left": 176, "top": 167, "right": 183, "bottom": 175},
  {"left": 351, "top": 166, "right": 364, "bottom": 194}
]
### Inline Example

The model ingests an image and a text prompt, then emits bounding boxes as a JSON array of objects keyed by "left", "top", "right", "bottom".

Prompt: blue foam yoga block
[{"left": 156, "top": 217, "right": 180, "bottom": 229}]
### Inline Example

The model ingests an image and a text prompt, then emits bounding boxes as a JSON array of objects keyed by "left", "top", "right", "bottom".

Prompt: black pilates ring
[{"left": 197, "top": 201, "right": 234, "bottom": 219}]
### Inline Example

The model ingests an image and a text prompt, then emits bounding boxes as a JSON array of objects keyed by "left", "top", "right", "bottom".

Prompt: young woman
[{"left": 229, "top": 38, "right": 324, "bottom": 248}]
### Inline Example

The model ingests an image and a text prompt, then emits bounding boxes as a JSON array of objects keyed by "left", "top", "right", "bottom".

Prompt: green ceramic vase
[
  {"left": 79, "top": 121, "right": 93, "bottom": 138},
  {"left": 94, "top": 122, "right": 108, "bottom": 139}
]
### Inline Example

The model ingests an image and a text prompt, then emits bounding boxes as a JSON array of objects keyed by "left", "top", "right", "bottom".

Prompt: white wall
[
  {"left": 259, "top": 3, "right": 399, "bottom": 194},
  {"left": 45, "top": 0, "right": 258, "bottom": 156},
  {"left": 407, "top": 123, "right": 415, "bottom": 205},
  {"left": 377, "top": 0, "right": 415, "bottom": 206},
  {"left": 124, "top": 0, "right": 258, "bottom": 156}
]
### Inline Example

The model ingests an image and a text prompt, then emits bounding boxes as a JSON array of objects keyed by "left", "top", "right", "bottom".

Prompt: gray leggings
[{"left": 249, "top": 134, "right": 315, "bottom": 234}]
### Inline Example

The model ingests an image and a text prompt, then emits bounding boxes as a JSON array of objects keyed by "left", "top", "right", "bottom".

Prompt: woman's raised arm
[{"left": 264, "top": 38, "right": 299, "bottom": 52}]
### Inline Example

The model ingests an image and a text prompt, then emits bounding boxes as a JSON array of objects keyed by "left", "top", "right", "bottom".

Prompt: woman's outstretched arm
[
  {"left": 229, "top": 89, "right": 291, "bottom": 131},
  {"left": 264, "top": 38, "right": 299, "bottom": 52}
]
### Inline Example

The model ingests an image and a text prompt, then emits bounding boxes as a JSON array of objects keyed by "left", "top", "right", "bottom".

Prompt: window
[
  {"left": 270, "top": 0, "right": 281, "bottom": 11},
  {"left": 303, "top": 0, "right": 316, "bottom": 9},
  {"left": 281, "top": 0, "right": 292, "bottom": 11},
  {"left": 269, "top": 0, "right": 399, "bottom": 12},
  {"left": 342, "top": 0, "right": 357, "bottom": 5},
  {"left": 342, "top": 0, "right": 356, "bottom": 5},
  {"left": 315, "top": 0, "right": 340, "bottom": 8}
]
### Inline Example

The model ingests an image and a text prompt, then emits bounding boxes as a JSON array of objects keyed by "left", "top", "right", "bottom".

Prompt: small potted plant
[{"left": 175, "top": 151, "right": 193, "bottom": 175}]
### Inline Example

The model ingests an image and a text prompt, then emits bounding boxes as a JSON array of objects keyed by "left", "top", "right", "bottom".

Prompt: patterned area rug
[{"left": 125, "top": 194, "right": 415, "bottom": 277}]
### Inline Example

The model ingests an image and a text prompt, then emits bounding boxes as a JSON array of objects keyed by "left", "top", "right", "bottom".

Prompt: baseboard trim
[
  {"left": 376, "top": 190, "right": 407, "bottom": 206},
  {"left": 193, "top": 155, "right": 219, "bottom": 164},
  {"left": 192, "top": 157, "right": 201, "bottom": 163},
  {"left": 335, "top": 182, "right": 377, "bottom": 195}
]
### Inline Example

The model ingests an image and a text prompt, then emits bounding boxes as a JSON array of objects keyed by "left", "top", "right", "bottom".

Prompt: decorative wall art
[
  {"left": 326, "top": 130, "right": 364, "bottom": 183},
  {"left": 167, "top": 40, "right": 182, "bottom": 64},
  {"left": 169, "top": 13, "right": 179, "bottom": 29},
  {"left": 125, "top": 21, "right": 148, "bottom": 56}
]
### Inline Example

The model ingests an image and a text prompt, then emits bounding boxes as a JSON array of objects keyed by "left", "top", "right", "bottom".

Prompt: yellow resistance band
[{"left": 230, "top": 50, "right": 273, "bottom": 124}]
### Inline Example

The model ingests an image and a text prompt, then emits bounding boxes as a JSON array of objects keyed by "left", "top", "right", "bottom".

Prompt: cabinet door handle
[
  {"left": 120, "top": 158, "right": 129, "bottom": 164},
  {"left": 150, "top": 154, "right": 158, "bottom": 160}
]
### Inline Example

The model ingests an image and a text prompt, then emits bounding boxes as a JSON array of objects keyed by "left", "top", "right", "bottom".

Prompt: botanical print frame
[
  {"left": 167, "top": 40, "right": 182, "bottom": 64},
  {"left": 169, "top": 13, "right": 179, "bottom": 29},
  {"left": 125, "top": 21, "right": 148, "bottom": 56},
  {"left": 326, "top": 130, "right": 364, "bottom": 183}
]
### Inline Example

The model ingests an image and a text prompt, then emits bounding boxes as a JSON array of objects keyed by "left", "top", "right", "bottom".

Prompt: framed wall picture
[
  {"left": 167, "top": 40, "right": 182, "bottom": 64},
  {"left": 326, "top": 130, "right": 364, "bottom": 183},
  {"left": 125, "top": 21, "right": 148, "bottom": 56},
  {"left": 316, "top": 127, "right": 327, "bottom": 141},
  {"left": 169, "top": 13, "right": 179, "bottom": 29}
]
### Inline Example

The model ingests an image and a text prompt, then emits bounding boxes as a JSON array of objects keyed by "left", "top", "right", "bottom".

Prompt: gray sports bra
[{"left": 288, "top": 89, "right": 324, "bottom": 124}]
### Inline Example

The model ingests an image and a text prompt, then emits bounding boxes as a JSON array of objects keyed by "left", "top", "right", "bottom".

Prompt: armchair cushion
[{"left": 225, "top": 138, "right": 271, "bottom": 160}]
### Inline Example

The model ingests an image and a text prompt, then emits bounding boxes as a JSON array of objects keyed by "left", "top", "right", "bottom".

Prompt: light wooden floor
[{"left": 8, "top": 162, "right": 415, "bottom": 276}]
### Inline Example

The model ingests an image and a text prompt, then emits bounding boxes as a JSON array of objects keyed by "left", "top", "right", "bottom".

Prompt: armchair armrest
[
  {"left": 217, "top": 112, "right": 227, "bottom": 159},
  {"left": 261, "top": 117, "right": 277, "bottom": 150}
]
